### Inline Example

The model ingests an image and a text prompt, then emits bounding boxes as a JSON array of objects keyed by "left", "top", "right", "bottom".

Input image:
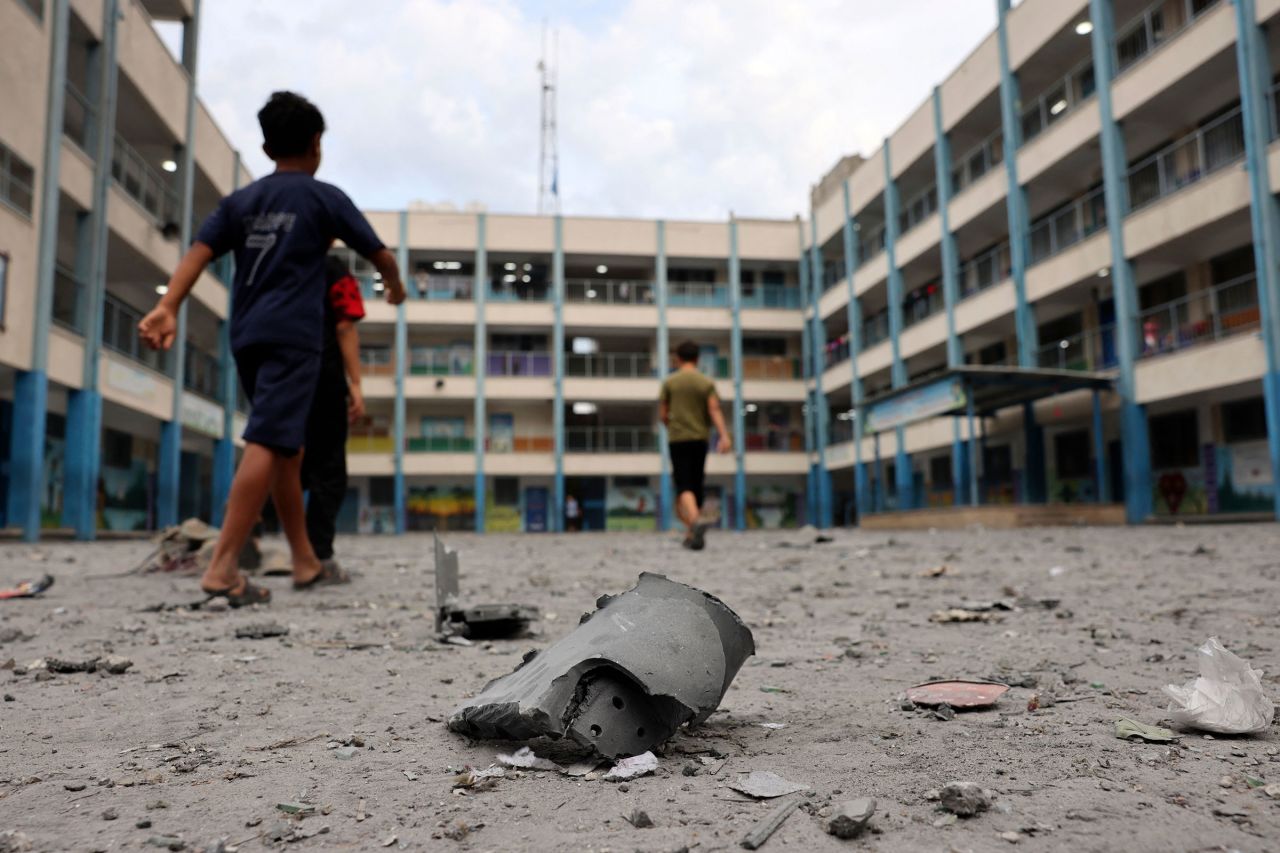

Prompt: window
[
  {"left": 0, "top": 142, "right": 36, "bottom": 217},
  {"left": 929, "top": 455, "right": 953, "bottom": 488},
  {"left": 369, "top": 477, "right": 395, "bottom": 507},
  {"left": 1055, "top": 430, "right": 1092, "bottom": 479},
  {"left": 493, "top": 477, "right": 519, "bottom": 506},
  {"left": 103, "top": 429, "right": 133, "bottom": 469},
  {"left": 984, "top": 445, "right": 1013, "bottom": 481},
  {"left": 1150, "top": 410, "right": 1200, "bottom": 468},
  {"left": 1223, "top": 398, "right": 1267, "bottom": 443},
  {"left": 1210, "top": 245, "right": 1256, "bottom": 284}
]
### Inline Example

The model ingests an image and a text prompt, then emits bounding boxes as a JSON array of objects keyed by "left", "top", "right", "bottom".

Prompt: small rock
[
  {"left": 826, "top": 798, "right": 876, "bottom": 839},
  {"left": 1263, "top": 783, "right": 1280, "bottom": 799},
  {"left": 626, "top": 809, "right": 654, "bottom": 828},
  {"left": 235, "top": 622, "right": 289, "bottom": 640},
  {"left": 933, "top": 703, "right": 956, "bottom": 722},
  {"left": 101, "top": 656, "right": 133, "bottom": 675},
  {"left": 1000, "top": 830, "right": 1022, "bottom": 843},
  {"left": 203, "top": 598, "right": 228, "bottom": 613},
  {"left": 899, "top": 698, "right": 916, "bottom": 712},
  {"left": 939, "top": 781, "right": 991, "bottom": 817},
  {"left": 1219, "top": 776, "right": 1235, "bottom": 788},
  {"left": 136, "top": 819, "right": 152, "bottom": 829},
  {"left": 334, "top": 746, "right": 358, "bottom": 760},
  {"left": 64, "top": 781, "right": 87, "bottom": 792},
  {"left": 3, "top": 695, "right": 13, "bottom": 702},
  {"left": 102, "top": 808, "right": 119, "bottom": 821}
]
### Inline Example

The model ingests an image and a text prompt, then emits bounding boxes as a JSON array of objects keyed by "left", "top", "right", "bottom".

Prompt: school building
[{"left": 3, "top": 0, "right": 1280, "bottom": 539}]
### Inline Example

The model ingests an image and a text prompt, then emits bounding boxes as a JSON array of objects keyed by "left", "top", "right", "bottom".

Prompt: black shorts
[
  {"left": 669, "top": 440, "right": 708, "bottom": 507},
  {"left": 235, "top": 344, "right": 321, "bottom": 457}
]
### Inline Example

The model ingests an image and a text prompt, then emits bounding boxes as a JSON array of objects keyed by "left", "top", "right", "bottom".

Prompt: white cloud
[{"left": 190, "top": 0, "right": 994, "bottom": 219}]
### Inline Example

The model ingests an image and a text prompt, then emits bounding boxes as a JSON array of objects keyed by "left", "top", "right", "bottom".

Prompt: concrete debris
[
  {"left": 929, "top": 609, "right": 1000, "bottom": 624},
  {"left": 0, "top": 627, "right": 32, "bottom": 644},
  {"left": 235, "top": 622, "right": 289, "bottom": 640},
  {"left": 497, "top": 746, "right": 560, "bottom": 771},
  {"left": 0, "top": 831, "right": 33, "bottom": 853},
  {"left": 102, "top": 655, "right": 133, "bottom": 675},
  {"left": 448, "top": 572, "right": 754, "bottom": 758},
  {"left": 826, "top": 798, "right": 876, "bottom": 839},
  {"left": 1114, "top": 718, "right": 1179, "bottom": 743},
  {"left": 740, "top": 796, "right": 801, "bottom": 850},
  {"left": 603, "top": 751, "right": 658, "bottom": 781},
  {"left": 434, "top": 534, "right": 539, "bottom": 639},
  {"left": 623, "top": 808, "right": 654, "bottom": 828},
  {"left": 145, "top": 837, "right": 186, "bottom": 851},
  {"left": 132, "top": 519, "right": 219, "bottom": 575},
  {"left": 939, "top": 781, "right": 991, "bottom": 817},
  {"left": 920, "top": 564, "right": 951, "bottom": 578},
  {"left": 1163, "top": 637, "right": 1275, "bottom": 734},
  {"left": 727, "top": 770, "right": 809, "bottom": 799},
  {"left": 333, "top": 746, "right": 358, "bottom": 760}
]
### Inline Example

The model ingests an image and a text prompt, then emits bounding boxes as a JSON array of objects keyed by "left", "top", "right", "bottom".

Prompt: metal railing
[
  {"left": 743, "top": 429, "right": 804, "bottom": 453},
  {"left": 360, "top": 346, "right": 394, "bottom": 376},
  {"left": 824, "top": 337, "right": 851, "bottom": 370},
  {"left": 1021, "top": 57, "right": 1095, "bottom": 146},
  {"left": 184, "top": 346, "right": 222, "bottom": 402},
  {"left": 565, "top": 352, "right": 655, "bottom": 378},
  {"left": 951, "top": 128, "right": 1004, "bottom": 196},
  {"left": 1127, "top": 105, "right": 1244, "bottom": 212},
  {"left": 408, "top": 273, "right": 474, "bottom": 301},
  {"left": 668, "top": 282, "right": 729, "bottom": 307},
  {"left": 742, "top": 355, "right": 802, "bottom": 380},
  {"left": 898, "top": 183, "right": 938, "bottom": 236},
  {"left": 110, "top": 133, "right": 179, "bottom": 227},
  {"left": 487, "top": 434, "right": 555, "bottom": 453},
  {"left": 406, "top": 435, "right": 475, "bottom": 453},
  {"left": 858, "top": 224, "right": 886, "bottom": 267},
  {"left": 1036, "top": 324, "right": 1118, "bottom": 371},
  {"left": 1115, "top": 0, "right": 1220, "bottom": 75},
  {"left": 1028, "top": 186, "right": 1107, "bottom": 265},
  {"left": 410, "top": 347, "right": 474, "bottom": 376},
  {"left": 103, "top": 293, "right": 169, "bottom": 374},
  {"left": 863, "top": 311, "right": 891, "bottom": 349},
  {"left": 488, "top": 281, "right": 551, "bottom": 302},
  {"left": 566, "top": 279, "right": 655, "bottom": 304},
  {"left": 488, "top": 351, "right": 553, "bottom": 377},
  {"left": 347, "top": 429, "right": 395, "bottom": 454},
  {"left": 958, "top": 241, "right": 1011, "bottom": 297},
  {"left": 902, "top": 284, "right": 945, "bottom": 330},
  {"left": 63, "top": 82, "right": 94, "bottom": 153},
  {"left": 744, "top": 283, "right": 802, "bottom": 309},
  {"left": 565, "top": 426, "right": 659, "bottom": 453},
  {"left": 52, "top": 264, "right": 86, "bottom": 333},
  {"left": 1137, "top": 273, "right": 1260, "bottom": 358}
]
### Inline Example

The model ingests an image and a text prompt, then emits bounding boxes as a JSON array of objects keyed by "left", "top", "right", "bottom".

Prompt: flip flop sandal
[
  {"left": 201, "top": 578, "right": 272, "bottom": 608},
  {"left": 293, "top": 561, "right": 352, "bottom": 591}
]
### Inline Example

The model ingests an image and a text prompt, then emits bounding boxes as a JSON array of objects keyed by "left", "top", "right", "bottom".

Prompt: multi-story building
[{"left": 4, "top": 0, "right": 1280, "bottom": 540}]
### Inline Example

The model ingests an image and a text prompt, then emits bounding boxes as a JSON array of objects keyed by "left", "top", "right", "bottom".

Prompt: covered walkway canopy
[{"left": 858, "top": 365, "right": 1116, "bottom": 508}]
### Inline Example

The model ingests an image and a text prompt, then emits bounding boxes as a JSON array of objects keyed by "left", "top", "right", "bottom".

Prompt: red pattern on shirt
[{"left": 328, "top": 274, "right": 366, "bottom": 323}]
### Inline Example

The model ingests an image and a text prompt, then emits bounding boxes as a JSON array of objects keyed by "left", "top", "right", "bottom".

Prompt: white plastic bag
[{"left": 1162, "top": 637, "right": 1274, "bottom": 734}]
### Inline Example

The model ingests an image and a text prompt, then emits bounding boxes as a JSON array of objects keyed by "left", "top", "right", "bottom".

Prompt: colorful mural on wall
[
  {"left": 745, "top": 485, "right": 799, "bottom": 529},
  {"left": 606, "top": 483, "right": 656, "bottom": 531}
]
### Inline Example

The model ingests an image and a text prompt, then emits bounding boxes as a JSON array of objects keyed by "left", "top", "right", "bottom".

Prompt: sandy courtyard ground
[{"left": 1, "top": 524, "right": 1279, "bottom": 852}]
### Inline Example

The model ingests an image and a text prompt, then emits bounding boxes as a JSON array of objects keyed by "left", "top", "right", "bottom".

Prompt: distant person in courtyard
[
  {"left": 565, "top": 494, "right": 582, "bottom": 531},
  {"left": 300, "top": 254, "right": 368, "bottom": 578},
  {"left": 139, "top": 90, "right": 405, "bottom": 606},
  {"left": 659, "top": 340, "right": 732, "bottom": 550}
]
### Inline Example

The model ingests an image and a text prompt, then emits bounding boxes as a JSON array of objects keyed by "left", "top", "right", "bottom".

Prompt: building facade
[{"left": 3, "top": 0, "right": 1280, "bottom": 539}]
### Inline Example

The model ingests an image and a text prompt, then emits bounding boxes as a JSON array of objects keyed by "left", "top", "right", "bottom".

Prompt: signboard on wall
[
  {"left": 105, "top": 360, "right": 161, "bottom": 402},
  {"left": 181, "top": 393, "right": 224, "bottom": 439},
  {"left": 864, "top": 377, "right": 966, "bottom": 434}
]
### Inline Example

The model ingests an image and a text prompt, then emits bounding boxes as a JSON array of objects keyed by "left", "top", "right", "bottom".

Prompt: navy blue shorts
[
  {"left": 669, "top": 440, "right": 708, "bottom": 507},
  {"left": 235, "top": 344, "right": 321, "bottom": 457}
]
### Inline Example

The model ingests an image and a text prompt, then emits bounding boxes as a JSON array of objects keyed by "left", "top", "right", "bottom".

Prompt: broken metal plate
[
  {"left": 905, "top": 680, "right": 1010, "bottom": 709},
  {"left": 434, "top": 534, "right": 539, "bottom": 639},
  {"left": 447, "top": 572, "right": 755, "bottom": 758}
]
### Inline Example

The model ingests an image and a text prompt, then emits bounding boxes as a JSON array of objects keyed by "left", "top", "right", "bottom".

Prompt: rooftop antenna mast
[{"left": 537, "top": 23, "right": 560, "bottom": 215}]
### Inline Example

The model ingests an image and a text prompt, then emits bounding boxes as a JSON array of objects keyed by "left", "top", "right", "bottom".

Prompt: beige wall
[
  {"left": 1017, "top": 101, "right": 1100, "bottom": 185},
  {"left": 116, "top": 0, "right": 187, "bottom": 140},
  {"left": 564, "top": 216, "right": 656, "bottom": 256},
  {"left": 1007, "top": 0, "right": 1088, "bottom": 71},
  {"left": 1112, "top": 2, "right": 1234, "bottom": 121},
  {"left": 890, "top": 100, "right": 936, "bottom": 179},
  {"left": 939, "top": 33, "right": 999, "bottom": 132}
]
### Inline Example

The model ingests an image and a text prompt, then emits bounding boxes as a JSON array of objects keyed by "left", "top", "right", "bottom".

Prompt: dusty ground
[{"left": 1, "top": 524, "right": 1279, "bottom": 852}]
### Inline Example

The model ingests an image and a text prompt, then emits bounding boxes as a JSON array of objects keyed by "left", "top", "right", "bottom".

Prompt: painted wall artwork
[
  {"left": 407, "top": 485, "right": 476, "bottom": 531},
  {"left": 745, "top": 485, "right": 799, "bottom": 529},
  {"left": 606, "top": 482, "right": 656, "bottom": 531},
  {"left": 1215, "top": 440, "right": 1275, "bottom": 513}
]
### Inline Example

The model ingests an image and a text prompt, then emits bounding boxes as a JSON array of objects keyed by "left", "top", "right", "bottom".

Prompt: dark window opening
[{"left": 1150, "top": 409, "right": 1200, "bottom": 468}]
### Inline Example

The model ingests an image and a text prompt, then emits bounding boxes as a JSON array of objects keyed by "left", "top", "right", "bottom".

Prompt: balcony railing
[
  {"left": 743, "top": 355, "right": 801, "bottom": 380},
  {"left": 406, "top": 435, "right": 475, "bottom": 453},
  {"left": 360, "top": 346, "right": 394, "bottom": 376},
  {"left": 863, "top": 311, "right": 890, "bottom": 349},
  {"left": 857, "top": 224, "right": 886, "bottom": 267},
  {"left": 489, "top": 281, "right": 551, "bottom": 302},
  {"left": 565, "top": 427, "right": 659, "bottom": 453},
  {"left": 103, "top": 293, "right": 170, "bottom": 375},
  {"left": 184, "top": 346, "right": 222, "bottom": 402},
  {"left": 1036, "top": 325, "right": 1118, "bottom": 372},
  {"left": 1115, "top": 0, "right": 1220, "bottom": 75},
  {"left": 958, "top": 241, "right": 1011, "bottom": 298},
  {"left": 410, "top": 347, "right": 473, "bottom": 376},
  {"left": 743, "top": 283, "right": 802, "bottom": 309},
  {"left": 487, "top": 434, "right": 555, "bottom": 453},
  {"left": 566, "top": 279, "right": 655, "bottom": 304},
  {"left": 63, "top": 82, "right": 94, "bottom": 153},
  {"left": 824, "top": 337, "right": 852, "bottom": 370},
  {"left": 898, "top": 183, "right": 938, "bottom": 236},
  {"left": 1137, "top": 273, "right": 1260, "bottom": 358},
  {"left": 565, "top": 352, "right": 654, "bottom": 379},
  {"left": 828, "top": 419, "right": 854, "bottom": 445},
  {"left": 488, "top": 351, "right": 552, "bottom": 377},
  {"left": 668, "top": 282, "right": 729, "bottom": 307},
  {"left": 52, "top": 264, "right": 86, "bottom": 333},
  {"left": 1020, "top": 57, "right": 1095, "bottom": 146},
  {"left": 409, "top": 273, "right": 474, "bottom": 301},
  {"left": 348, "top": 429, "right": 395, "bottom": 453},
  {"left": 902, "top": 284, "right": 945, "bottom": 330},
  {"left": 1028, "top": 186, "right": 1107, "bottom": 266},
  {"left": 743, "top": 429, "right": 804, "bottom": 453},
  {"left": 110, "top": 134, "right": 178, "bottom": 227},
  {"left": 951, "top": 128, "right": 1004, "bottom": 196},
  {"left": 1127, "top": 105, "right": 1244, "bottom": 212}
]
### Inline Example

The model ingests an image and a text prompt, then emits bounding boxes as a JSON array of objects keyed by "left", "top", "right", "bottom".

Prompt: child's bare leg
[
  {"left": 677, "top": 491, "right": 699, "bottom": 536},
  {"left": 202, "top": 443, "right": 277, "bottom": 594},
  {"left": 269, "top": 451, "right": 323, "bottom": 583}
]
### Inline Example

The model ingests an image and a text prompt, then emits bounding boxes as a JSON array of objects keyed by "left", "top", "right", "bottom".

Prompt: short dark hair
[
  {"left": 258, "top": 91, "right": 325, "bottom": 159},
  {"left": 676, "top": 340, "right": 700, "bottom": 364}
]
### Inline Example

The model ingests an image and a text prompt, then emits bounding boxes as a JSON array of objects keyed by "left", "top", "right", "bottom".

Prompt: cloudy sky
[{"left": 170, "top": 0, "right": 995, "bottom": 220}]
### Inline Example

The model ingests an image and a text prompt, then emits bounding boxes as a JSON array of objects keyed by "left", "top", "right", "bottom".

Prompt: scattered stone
[
  {"left": 146, "top": 836, "right": 185, "bottom": 851},
  {"left": 1000, "top": 830, "right": 1022, "bottom": 843},
  {"left": 235, "top": 622, "right": 289, "bottom": 640},
  {"left": 101, "top": 655, "right": 133, "bottom": 675},
  {"left": 603, "top": 752, "right": 658, "bottom": 782},
  {"left": 939, "top": 781, "right": 991, "bottom": 817},
  {"left": 46, "top": 657, "right": 98, "bottom": 674},
  {"left": 1263, "top": 783, "right": 1280, "bottom": 799},
  {"left": 0, "top": 832, "right": 34, "bottom": 852},
  {"left": 728, "top": 770, "right": 809, "bottom": 799},
  {"left": 826, "top": 798, "right": 876, "bottom": 839},
  {"left": 0, "top": 628, "right": 30, "bottom": 644},
  {"left": 624, "top": 808, "right": 654, "bottom": 828},
  {"left": 333, "top": 746, "right": 358, "bottom": 760},
  {"left": 932, "top": 703, "right": 956, "bottom": 722},
  {"left": 3, "top": 695, "right": 12, "bottom": 702},
  {"left": 1219, "top": 776, "right": 1235, "bottom": 788},
  {"left": 102, "top": 808, "right": 119, "bottom": 821},
  {"left": 137, "top": 819, "right": 153, "bottom": 829},
  {"left": 63, "top": 781, "right": 87, "bottom": 791}
]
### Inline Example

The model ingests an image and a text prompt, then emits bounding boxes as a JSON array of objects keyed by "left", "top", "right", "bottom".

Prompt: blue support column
[
  {"left": 807, "top": 216, "right": 832, "bottom": 528},
  {"left": 1089, "top": 0, "right": 1152, "bottom": 523},
  {"left": 392, "top": 211, "right": 408, "bottom": 534},
  {"left": 932, "top": 86, "right": 969, "bottom": 507},
  {"left": 873, "top": 431, "right": 885, "bottom": 512},
  {"left": 995, "top": 0, "right": 1038, "bottom": 367},
  {"left": 552, "top": 215, "right": 566, "bottom": 533},
  {"left": 8, "top": 0, "right": 70, "bottom": 540},
  {"left": 841, "top": 184, "right": 870, "bottom": 521},
  {"left": 729, "top": 218, "right": 747, "bottom": 531},
  {"left": 967, "top": 392, "right": 981, "bottom": 506},
  {"left": 212, "top": 151, "right": 242, "bottom": 527},
  {"left": 799, "top": 242, "right": 817, "bottom": 523},
  {"left": 473, "top": 213, "right": 488, "bottom": 532},
  {"left": 656, "top": 221, "right": 675, "bottom": 531},
  {"left": 882, "top": 142, "right": 913, "bottom": 509},
  {"left": 1092, "top": 389, "right": 1109, "bottom": 503},
  {"left": 1023, "top": 401, "right": 1046, "bottom": 503},
  {"left": 157, "top": 1, "right": 202, "bottom": 529},
  {"left": 1232, "top": 0, "right": 1280, "bottom": 521}
]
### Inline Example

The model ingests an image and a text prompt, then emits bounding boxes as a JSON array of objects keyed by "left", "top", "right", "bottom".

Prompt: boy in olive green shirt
[{"left": 659, "top": 341, "right": 732, "bottom": 550}]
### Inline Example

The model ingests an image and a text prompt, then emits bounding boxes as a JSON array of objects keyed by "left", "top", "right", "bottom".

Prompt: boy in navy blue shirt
[{"left": 140, "top": 91, "right": 405, "bottom": 606}]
